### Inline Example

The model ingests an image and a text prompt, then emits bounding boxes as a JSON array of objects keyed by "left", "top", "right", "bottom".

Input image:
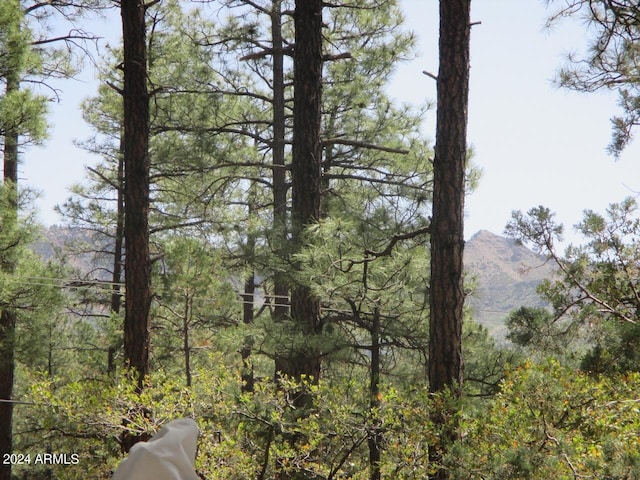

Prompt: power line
[{"left": 2, "top": 275, "right": 513, "bottom": 322}]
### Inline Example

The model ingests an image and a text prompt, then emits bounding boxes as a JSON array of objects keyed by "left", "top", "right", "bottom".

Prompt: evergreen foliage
[
  {"left": 0, "top": 0, "right": 47, "bottom": 144},
  {"left": 450, "top": 359, "right": 640, "bottom": 479},
  {"left": 507, "top": 197, "right": 640, "bottom": 373},
  {"left": 550, "top": 0, "right": 640, "bottom": 156}
]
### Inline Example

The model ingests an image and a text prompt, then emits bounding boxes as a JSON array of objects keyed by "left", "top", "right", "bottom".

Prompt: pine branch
[
  {"left": 364, "top": 224, "right": 431, "bottom": 259},
  {"left": 322, "top": 137, "right": 409, "bottom": 154}
]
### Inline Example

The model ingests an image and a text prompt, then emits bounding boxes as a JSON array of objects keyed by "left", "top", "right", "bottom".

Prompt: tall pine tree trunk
[
  {"left": 241, "top": 267, "right": 255, "bottom": 392},
  {"left": 182, "top": 296, "right": 192, "bottom": 387},
  {"left": 428, "top": 1, "right": 471, "bottom": 477},
  {"left": 108, "top": 145, "right": 125, "bottom": 374},
  {"left": 271, "top": 0, "right": 289, "bottom": 325},
  {"left": 0, "top": 71, "right": 19, "bottom": 480},
  {"left": 120, "top": 0, "right": 152, "bottom": 453},
  {"left": 241, "top": 187, "right": 256, "bottom": 393},
  {"left": 281, "top": 0, "right": 323, "bottom": 383},
  {"left": 121, "top": 0, "right": 151, "bottom": 386},
  {"left": 274, "top": 3, "right": 323, "bottom": 479},
  {"left": 368, "top": 308, "right": 382, "bottom": 480}
]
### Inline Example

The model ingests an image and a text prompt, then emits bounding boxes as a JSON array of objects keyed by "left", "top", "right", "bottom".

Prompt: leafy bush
[{"left": 450, "top": 359, "right": 640, "bottom": 479}]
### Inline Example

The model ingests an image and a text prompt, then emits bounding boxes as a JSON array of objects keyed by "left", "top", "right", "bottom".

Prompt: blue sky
[{"left": 23, "top": 0, "right": 639, "bottom": 246}]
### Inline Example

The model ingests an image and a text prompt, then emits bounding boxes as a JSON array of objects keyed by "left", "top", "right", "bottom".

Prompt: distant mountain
[
  {"left": 33, "top": 226, "right": 553, "bottom": 337},
  {"left": 464, "top": 230, "right": 555, "bottom": 336},
  {"left": 31, "top": 225, "right": 84, "bottom": 259},
  {"left": 32, "top": 225, "right": 111, "bottom": 277}
]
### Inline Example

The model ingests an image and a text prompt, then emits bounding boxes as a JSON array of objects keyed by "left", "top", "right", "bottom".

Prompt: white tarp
[{"left": 112, "top": 418, "right": 199, "bottom": 480}]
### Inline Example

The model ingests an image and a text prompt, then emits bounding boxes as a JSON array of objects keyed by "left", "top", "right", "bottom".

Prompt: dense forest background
[{"left": 1, "top": 1, "right": 640, "bottom": 479}]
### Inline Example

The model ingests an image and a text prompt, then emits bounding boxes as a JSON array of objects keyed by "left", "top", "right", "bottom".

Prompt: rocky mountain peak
[{"left": 465, "top": 230, "right": 555, "bottom": 335}]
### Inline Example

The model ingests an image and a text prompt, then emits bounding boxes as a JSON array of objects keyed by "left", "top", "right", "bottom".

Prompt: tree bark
[
  {"left": 241, "top": 268, "right": 255, "bottom": 393},
  {"left": 273, "top": 3, "right": 323, "bottom": 479},
  {"left": 270, "top": 0, "right": 290, "bottom": 326},
  {"left": 108, "top": 144, "right": 125, "bottom": 374},
  {"left": 0, "top": 72, "right": 19, "bottom": 480},
  {"left": 279, "top": 0, "right": 324, "bottom": 383},
  {"left": 368, "top": 308, "right": 382, "bottom": 480},
  {"left": 120, "top": 0, "right": 152, "bottom": 454},
  {"left": 182, "top": 296, "right": 192, "bottom": 387},
  {"left": 241, "top": 195, "right": 256, "bottom": 393},
  {"left": 429, "top": 0, "right": 470, "bottom": 398},
  {"left": 428, "top": 0, "right": 471, "bottom": 477},
  {"left": 121, "top": 0, "right": 152, "bottom": 387}
]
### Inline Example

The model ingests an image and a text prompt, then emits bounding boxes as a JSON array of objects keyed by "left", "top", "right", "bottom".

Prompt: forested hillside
[
  {"left": 1, "top": 1, "right": 640, "bottom": 479},
  {"left": 34, "top": 226, "right": 557, "bottom": 336}
]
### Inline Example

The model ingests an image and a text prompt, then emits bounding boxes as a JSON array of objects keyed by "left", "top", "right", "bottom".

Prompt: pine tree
[
  {"left": 0, "top": 2, "right": 47, "bottom": 477},
  {"left": 506, "top": 197, "right": 640, "bottom": 373},
  {"left": 428, "top": 0, "right": 471, "bottom": 477},
  {"left": 120, "top": 0, "right": 152, "bottom": 394}
]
